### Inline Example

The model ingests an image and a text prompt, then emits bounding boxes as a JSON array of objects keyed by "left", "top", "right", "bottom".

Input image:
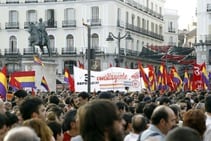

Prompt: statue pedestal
[{"left": 22, "top": 59, "right": 57, "bottom": 92}]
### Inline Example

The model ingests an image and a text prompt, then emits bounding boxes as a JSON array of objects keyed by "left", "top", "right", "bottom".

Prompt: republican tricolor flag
[
  {"left": 64, "top": 68, "right": 75, "bottom": 92},
  {"left": 0, "top": 66, "right": 7, "bottom": 100},
  {"left": 41, "top": 76, "right": 50, "bottom": 92},
  {"left": 34, "top": 56, "right": 44, "bottom": 67},
  {"left": 10, "top": 71, "right": 35, "bottom": 88}
]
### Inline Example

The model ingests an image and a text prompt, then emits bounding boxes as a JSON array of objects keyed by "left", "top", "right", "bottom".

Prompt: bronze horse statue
[{"left": 28, "top": 19, "right": 51, "bottom": 57}]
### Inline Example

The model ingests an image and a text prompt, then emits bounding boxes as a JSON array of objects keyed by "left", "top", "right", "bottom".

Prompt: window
[
  {"left": 126, "top": 12, "right": 129, "bottom": 24},
  {"left": 159, "top": 7, "right": 162, "bottom": 14},
  {"left": 169, "top": 21, "right": 173, "bottom": 31},
  {"left": 132, "top": 14, "right": 135, "bottom": 26},
  {"left": 136, "top": 40, "right": 139, "bottom": 51},
  {"left": 49, "top": 35, "right": 55, "bottom": 48},
  {"left": 159, "top": 25, "right": 162, "bottom": 35},
  {"left": 46, "top": 9, "right": 55, "bottom": 27},
  {"left": 91, "top": 6, "right": 99, "bottom": 20},
  {"left": 146, "top": 0, "right": 149, "bottom": 8},
  {"left": 151, "top": 22, "right": 154, "bottom": 32},
  {"left": 155, "top": 24, "right": 158, "bottom": 34},
  {"left": 91, "top": 33, "right": 99, "bottom": 49},
  {"left": 147, "top": 20, "right": 149, "bottom": 31},
  {"left": 137, "top": 16, "right": 140, "bottom": 28},
  {"left": 9, "top": 10, "right": 18, "bottom": 23},
  {"left": 26, "top": 10, "right": 37, "bottom": 22},
  {"left": 9, "top": 36, "right": 17, "bottom": 51},
  {"left": 151, "top": 2, "right": 153, "bottom": 10},
  {"left": 64, "top": 8, "right": 75, "bottom": 21},
  {"left": 117, "top": 8, "right": 121, "bottom": 21},
  {"left": 66, "top": 34, "right": 74, "bottom": 48},
  {"left": 142, "top": 18, "right": 145, "bottom": 29}
]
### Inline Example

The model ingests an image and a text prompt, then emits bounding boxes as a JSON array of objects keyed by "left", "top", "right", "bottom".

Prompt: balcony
[
  {"left": 6, "top": 0, "right": 19, "bottom": 3},
  {"left": 5, "top": 22, "right": 19, "bottom": 29},
  {"left": 168, "top": 28, "right": 176, "bottom": 33},
  {"left": 62, "top": 20, "right": 76, "bottom": 28},
  {"left": 46, "top": 20, "right": 57, "bottom": 28},
  {"left": 123, "top": 0, "right": 163, "bottom": 21},
  {"left": 42, "top": 48, "right": 58, "bottom": 56},
  {"left": 207, "top": 4, "right": 211, "bottom": 12},
  {"left": 125, "top": 49, "right": 139, "bottom": 56},
  {"left": 93, "top": 48, "right": 104, "bottom": 55},
  {"left": 205, "top": 35, "right": 211, "bottom": 44},
  {"left": 4, "top": 48, "right": 20, "bottom": 57},
  {"left": 23, "top": 48, "right": 39, "bottom": 55},
  {"left": 63, "top": 0, "right": 76, "bottom": 1},
  {"left": 118, "top": 21, "right": 163, "bottom": 41},
  {"left": 44, "top": 0, "right": 57, "bottom": 2},
  {"left": 24, "top": 21, "right": 37, "bottom": 29},
  {"left": 90, "top": 19, "right": 101, "bottom": 26},
  {"left": 61, "top": 47, "right": 77, "bottom": 55},
  {"left": 25, "top": 0, "right": 38, "bottom": 3}
]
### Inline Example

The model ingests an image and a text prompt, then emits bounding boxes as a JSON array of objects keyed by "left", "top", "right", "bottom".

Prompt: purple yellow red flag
[
  {"left": 34, "top": 56, "right": 44, "bottom": 67},
  {"left": 11, "top": 71, "right": 35, "bottom": 88},
  {"left": 0, "top": 66, "right": 7, "bottom": 100},
  {"left": 41, "top": 76, "right": 50, "bottom": 92},
  {"left": 64, "top": 68, "right": 75, "bottom": 92}
]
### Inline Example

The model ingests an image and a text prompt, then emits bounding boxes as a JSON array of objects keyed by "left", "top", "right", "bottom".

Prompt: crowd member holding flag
[{"left": 0, "top": 66, "right": 8, "bottom": 100}]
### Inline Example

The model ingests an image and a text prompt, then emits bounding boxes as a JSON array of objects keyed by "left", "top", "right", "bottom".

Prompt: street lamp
[
  {"left": 83, "top": 22, "right": 91, "bottom": 94},
  {"left": 106, "top": 32, "right": 133, "bottom": 67}
]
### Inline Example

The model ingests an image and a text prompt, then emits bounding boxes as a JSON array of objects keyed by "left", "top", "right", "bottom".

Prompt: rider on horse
[{"left": 28, "top": 18, "right": 51, "bottom": 57}]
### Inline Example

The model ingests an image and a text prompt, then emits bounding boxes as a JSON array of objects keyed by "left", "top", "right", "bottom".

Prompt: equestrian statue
[{"left": 28, "top": 18, "right": 51, "bottom": 57}]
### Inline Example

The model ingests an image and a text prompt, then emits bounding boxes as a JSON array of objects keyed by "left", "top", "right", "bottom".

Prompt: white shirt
[{"left": 124, "top": 132, "right": 139, "bottom": 141}]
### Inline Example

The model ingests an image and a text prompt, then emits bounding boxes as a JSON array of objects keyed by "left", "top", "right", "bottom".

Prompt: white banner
[{"left": 74, "top": 66, "right": 147, "bottom": 92}]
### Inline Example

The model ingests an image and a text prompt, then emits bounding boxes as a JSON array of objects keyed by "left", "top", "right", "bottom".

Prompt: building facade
[
  {"left": 0, "top": 0, "right": 165, "bottom": 74},
  {"left": 163, "top": 8, "right": 179, "bottom": 47},
  {"left": 196, "top": 0, "right": 211, "bottom": 68}
]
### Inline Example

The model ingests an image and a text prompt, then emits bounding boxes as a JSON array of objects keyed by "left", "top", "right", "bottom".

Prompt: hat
[
  {"left": 78, "top": 92, "right": 90, "bottom": 99},
  {"left": 14, "top": 90, "right": 28, "bottom": 98},
  {"left": 99, "top": 92, "right": 115, "bottom": 99}
]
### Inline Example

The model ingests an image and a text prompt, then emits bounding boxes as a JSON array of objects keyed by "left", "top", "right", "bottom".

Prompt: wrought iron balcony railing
[
  {"left": 5, "top": 22, "right": 19, "bottom": 29},
  {"left": 6, "top": 0, "right": 19, "bottom": 4},
  {"left": 23, "top": 48, "right": 39, "bottom": 55},
  {"left": 45, "top": 20, "right": 57, "bottom": 28},
  {"left": 25, "top": 0, "right": 38, "bottom": 3},
  {"left": 89, "top": 19, "right": 101, "bottom": 26},
  {"left": 24, "top": 21, "right": 37, "bottom": 29},
  {"left": 4, "top": 48, "right": 20, "bottom": 56},
  {"left": 62, "top": 20, "right": 76, "bottom": 27},
  {"left": 61, "top": 47, "right": 77, "bottom": 55}
]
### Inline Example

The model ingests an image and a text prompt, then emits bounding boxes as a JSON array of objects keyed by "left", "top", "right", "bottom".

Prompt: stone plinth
[{"left": 22, "top": 59, "right": 57, "bottom": 92}]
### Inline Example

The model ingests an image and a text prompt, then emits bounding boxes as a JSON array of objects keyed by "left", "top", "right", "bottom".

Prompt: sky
[{"left": 164, "top": 0, "right": 197, "bottom": 29}]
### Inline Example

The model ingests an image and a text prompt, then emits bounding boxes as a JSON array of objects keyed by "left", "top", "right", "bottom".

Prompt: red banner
[{"left": 192, "top": 63, "right": 203, "bottom": 90}]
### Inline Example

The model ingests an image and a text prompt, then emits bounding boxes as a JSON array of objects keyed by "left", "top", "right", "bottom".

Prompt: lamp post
[
  {"left": 83, "top": 22, "right": 91, "bottom": 94},
  {"left": 106, "top": 32, "right": 132, "bottom": 67}
]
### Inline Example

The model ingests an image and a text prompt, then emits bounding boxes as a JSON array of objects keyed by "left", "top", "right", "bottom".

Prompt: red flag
[
  {"left": 78, "top": 60, "right": 84, "bottom": 69},
  {"left": 1, "top": 66, "right": 7, "bottom": 75},
  {"left": 64, "top": 68, "right": 75, "bottom": 92},
  {"left": 9, "top": 76, "right": 22, "bottom": 90},
  {"left": 138, "top": 61, "right": 149, "bottom": 89},
  {"left": 147, "top": 64, "right": 157, "bottom": 91},
  {"left": 192, "top": 63, "right": 203, "bottom": 90}
]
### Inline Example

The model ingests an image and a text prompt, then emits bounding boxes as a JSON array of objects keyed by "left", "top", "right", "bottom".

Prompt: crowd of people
[{"left": 0, "top": 88, "right": 210, "bottom": 141}]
